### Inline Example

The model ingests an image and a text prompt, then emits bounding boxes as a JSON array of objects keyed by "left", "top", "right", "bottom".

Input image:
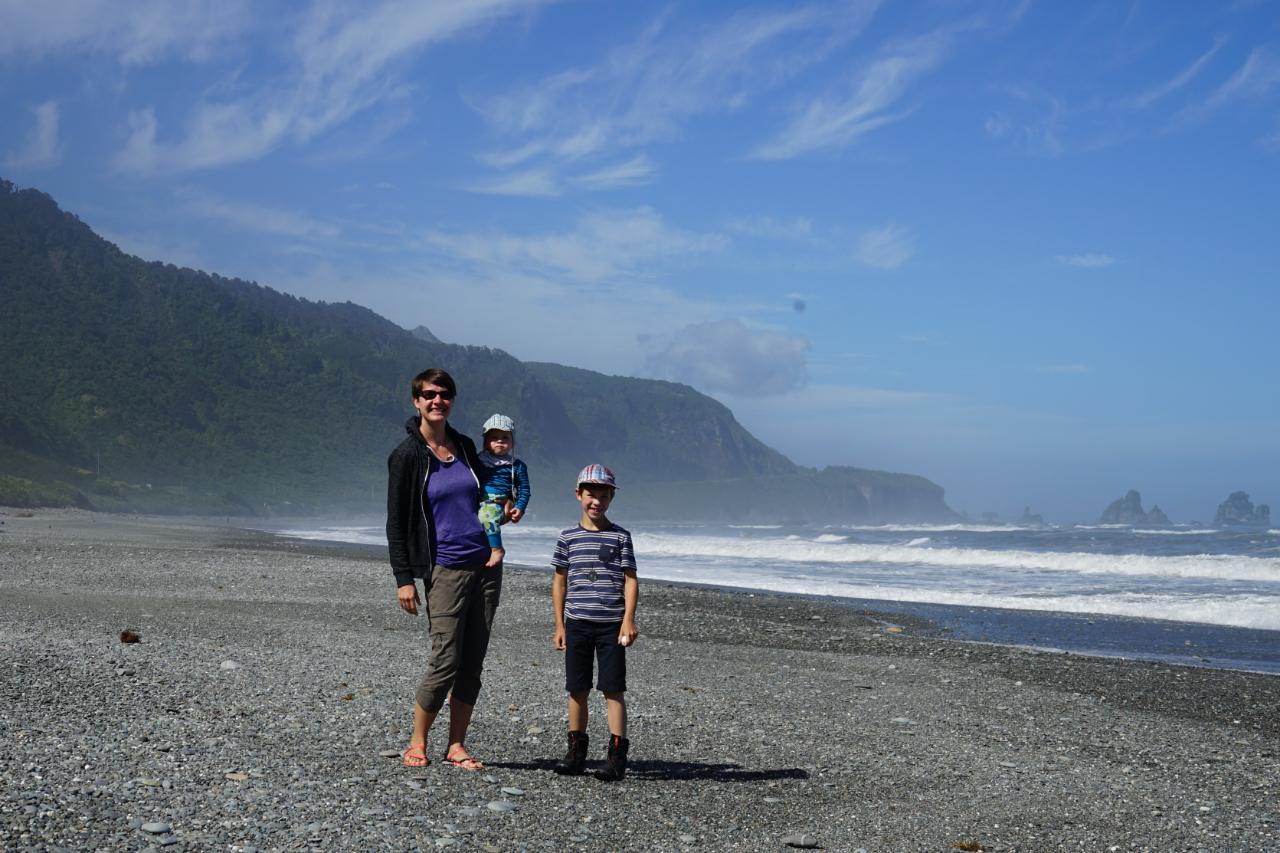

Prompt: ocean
[{"left": 267, "top": 519, "right": 1280, "bottom": 673}]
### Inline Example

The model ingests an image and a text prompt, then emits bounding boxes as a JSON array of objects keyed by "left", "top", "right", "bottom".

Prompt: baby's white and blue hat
[{"left": 483, "top": 414, "right": 515, "bottom": 434}]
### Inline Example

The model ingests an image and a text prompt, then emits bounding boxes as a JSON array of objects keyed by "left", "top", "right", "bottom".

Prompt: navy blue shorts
[{"left": 564, "top": 618, "right": 626, "bottom": 694}]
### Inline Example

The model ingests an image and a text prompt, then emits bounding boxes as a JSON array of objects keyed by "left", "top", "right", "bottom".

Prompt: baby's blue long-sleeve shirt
[{"left": 477, "top": 454, "right": 531, "bottom": 512}]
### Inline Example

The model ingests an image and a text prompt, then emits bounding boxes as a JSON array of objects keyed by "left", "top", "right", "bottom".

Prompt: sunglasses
[{"left": 416, "top": 389, "right": 455, "bottom": 401}]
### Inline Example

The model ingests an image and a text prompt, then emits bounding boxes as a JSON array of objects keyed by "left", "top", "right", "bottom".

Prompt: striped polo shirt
[{"left": 552, "top": 523, "right": 637, "bottom": 622}]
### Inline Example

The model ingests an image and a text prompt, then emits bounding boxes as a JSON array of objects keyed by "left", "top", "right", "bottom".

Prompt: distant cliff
[
  {"left": 0, "top": 179, "right": 955, "bottom": 522},
  {"left": 1099, "top": 490, "right": 1170, "bottom": 525},
  {"left": 1213, "top": 492, "right": 1271, "bottom": 527}
]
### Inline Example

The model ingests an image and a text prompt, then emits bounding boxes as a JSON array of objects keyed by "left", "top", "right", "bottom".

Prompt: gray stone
[
  {"left": 220, "top": 660, "right": 241, "bottom": 671},
  {"left": 140, "top": 822, "right": 172, "bottom": 834},
  {"left": 486, "top": 800, "right": 518, "bottom": 814},
  {"left": 782, "top": 833, "right": 819, "bottom": 849}
]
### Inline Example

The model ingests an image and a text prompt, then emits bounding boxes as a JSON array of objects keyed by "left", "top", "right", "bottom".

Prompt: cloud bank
[{"left": 645, "top": 318, "right": 810, "bottom": 396}]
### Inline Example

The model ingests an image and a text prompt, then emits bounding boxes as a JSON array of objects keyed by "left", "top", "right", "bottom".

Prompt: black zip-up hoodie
[{"left": 386, "top": 415, "right": 483, "bottom": 589}]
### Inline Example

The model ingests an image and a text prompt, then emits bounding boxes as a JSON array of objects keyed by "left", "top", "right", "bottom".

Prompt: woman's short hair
[{"left": 412, "top": 368, "right": 456, "bottom": 398}]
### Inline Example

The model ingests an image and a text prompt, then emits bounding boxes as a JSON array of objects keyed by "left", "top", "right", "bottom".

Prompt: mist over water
[{"left": 272, "top": 520, "right": 1280, "bottom": 634}]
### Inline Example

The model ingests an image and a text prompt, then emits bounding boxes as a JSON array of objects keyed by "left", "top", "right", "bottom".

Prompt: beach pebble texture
[{"left": 1, "top": 509, "right": 1277, "bottom": 851}]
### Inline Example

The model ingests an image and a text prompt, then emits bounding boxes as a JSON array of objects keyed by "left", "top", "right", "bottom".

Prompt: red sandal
[
  {"left": 443, "top": 746, "right": 484, "bottom": 771},
  {"left": 402, "top": 744, "right": 429, "bottom": 768}
]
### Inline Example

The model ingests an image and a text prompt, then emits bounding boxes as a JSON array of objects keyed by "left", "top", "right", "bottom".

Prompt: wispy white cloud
[
  {"left": 570, "top": 155, "right": 657, "bottom": 191},
  {"left": 178, "top": 188, "right": 340, "bottom": 240},
  {"left": 1173, "top": 47, "right": 1280, "bottom": 127},
  {"left": 465, "top": 169, "right": 562, "bottom": 197},
  {"left": 419, "top": 206, "right": 726, "bottom": 284},
  {"left": 725, "top": 216, "right": 816, "bottom": 242},
  {"left": 472, "top": 3, "right": 876, "bottom": 185},
  {"left": 751, "top": 29, "right": 954, "bottom": 160},
  {"left": 4, "top": 101, "right": 63, "bottom": 170},
  {"left": 856, "top": 222, "right": 914, "bottom": 270},
  {"left": 1056, "top": 253, "right": 1114, "bottom": 269},
  {"left": 645, "top": 317, "right": 810, "bottom": 396},
  {"left": 1116, "top": 37, "right": 1227, "bottom": 112},
  {"left": 0, "top": 0, "right": 250, "bottom": 64},
  {"left": 985, "top": 86, "right": 1067, "bottom": 157},
  {"left": 1263, "top": 119, "right": 1280, "bottom": 151},
  {"left": 113, "top": 0, "right": 549, "bottom": 174},
  {"left": 984, "top": 111, "right": 1012, "bottom": 139}
]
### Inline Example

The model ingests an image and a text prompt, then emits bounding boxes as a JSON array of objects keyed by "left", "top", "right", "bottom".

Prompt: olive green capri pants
[{"left": 415, "top": 564, "right": 503, "bottom": 713}]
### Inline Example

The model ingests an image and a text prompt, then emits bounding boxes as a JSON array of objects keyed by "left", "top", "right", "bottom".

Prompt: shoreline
[
  {"left": 3, "top": 508, "right": 1278, "bottom": 850},
  {"left": 248, "top": 519, "right": 1280, "bottom": 676},
  {"left": 9, "top": 506, "right": 1279, "bottom": 674}
]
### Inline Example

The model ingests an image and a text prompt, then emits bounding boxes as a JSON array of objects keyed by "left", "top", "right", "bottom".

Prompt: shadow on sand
[{"left": 486, "top": 759, "right": 809, "bottom": 782}]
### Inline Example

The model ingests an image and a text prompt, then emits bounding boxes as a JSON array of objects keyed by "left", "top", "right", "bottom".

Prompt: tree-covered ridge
[{"left": 0, "top": 179, "right": 955, "bottom": 520}]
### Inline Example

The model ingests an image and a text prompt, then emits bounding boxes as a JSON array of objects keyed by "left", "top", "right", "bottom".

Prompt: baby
[{"left": 476, "top": 413, "right": 531, "bottom": 567}]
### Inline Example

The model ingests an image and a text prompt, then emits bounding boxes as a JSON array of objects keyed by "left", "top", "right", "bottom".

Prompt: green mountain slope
[{"left": 0, "top": 179, "right": 955, "bottom": 521}]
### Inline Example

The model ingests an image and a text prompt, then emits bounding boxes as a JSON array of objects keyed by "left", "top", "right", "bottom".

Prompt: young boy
[
  {"left": 550, "top": 464, "right": 639, "bottom": 782},
  {"left": 476, "top": 413, "right": 531, "bottom": 568}
]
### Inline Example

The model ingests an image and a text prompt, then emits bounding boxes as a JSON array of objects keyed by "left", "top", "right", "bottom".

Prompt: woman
[{"left": 386, "top": 368, "right": 500, "bottom": 769}]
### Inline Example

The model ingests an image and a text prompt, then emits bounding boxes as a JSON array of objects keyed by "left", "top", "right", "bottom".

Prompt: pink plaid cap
[{"left": 576, "top": 463, "right": 618, "bottom": 489}]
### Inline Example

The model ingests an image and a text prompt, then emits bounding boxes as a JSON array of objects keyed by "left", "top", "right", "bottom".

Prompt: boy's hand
[
  {"left": 397, "top": 583, "right": 420, "bottom": 616},
  {"left": 553, "top": 625, "right": 566, "bottom": 650},
  {"left": 508, "top": 507, "right": 523, "bottom": 523},
  {"left": 618, "top": 620, "right": 639, "bottom": 647}
]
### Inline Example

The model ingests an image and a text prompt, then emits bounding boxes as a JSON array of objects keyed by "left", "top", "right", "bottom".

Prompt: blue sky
[{"left": 4, "top": 0, "right": 1279, "bottom": 522}]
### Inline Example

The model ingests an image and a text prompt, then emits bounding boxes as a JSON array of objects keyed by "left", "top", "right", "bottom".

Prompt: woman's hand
[{"left": 397, "top": 583, "right": 420, "bottom": 615}]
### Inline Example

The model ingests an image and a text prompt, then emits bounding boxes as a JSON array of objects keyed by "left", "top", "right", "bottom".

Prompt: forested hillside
[{"left": 0, "top": 180, "right": 955, "bottom": 521}]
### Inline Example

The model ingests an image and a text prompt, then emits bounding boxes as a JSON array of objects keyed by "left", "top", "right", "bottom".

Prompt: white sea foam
[
  {"left": 268, "top": 522, "right": 1280, "bottom": 631},
  {"left": 271, "top": 525, "right": 386, "bottom": 547},
  {"left": 629, "top": 531, "right": 1280, "bottom": 583},
  {"left": 844, "top": 523, "right": 1039, "bottom": 534},
  {"left": 633, "top": 566, "right": 1280, "bottom": 630},
  {"left": 1131, "top": 529, "right": 1219, "bottom": 536}
]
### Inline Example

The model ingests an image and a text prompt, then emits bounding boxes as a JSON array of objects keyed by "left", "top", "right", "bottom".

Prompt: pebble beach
[{"left": 1, "top": 509, "right": 1277, "bottom": 852}]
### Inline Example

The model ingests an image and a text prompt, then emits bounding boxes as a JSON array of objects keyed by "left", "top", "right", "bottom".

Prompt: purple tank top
[{"left": 426, "top": 455, "right": 490, "bottom": 568}]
